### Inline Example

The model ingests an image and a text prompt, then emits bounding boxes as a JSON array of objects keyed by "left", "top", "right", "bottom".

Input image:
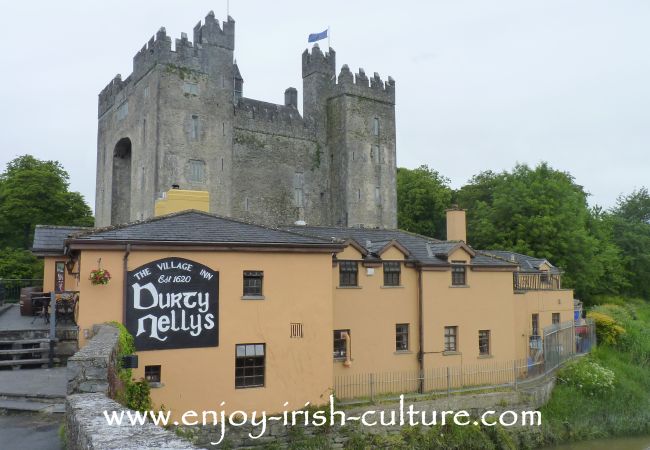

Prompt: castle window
[
  {"left": 372, "top": 145, "right": 379, "bottom": 161},
  {"left": 373, "top": 118, "right": 380, "bottom": 136},
  {"left": 243, "top": 271, "right": 263, "bottom": 297},
  {"left": 339, "top": 261, "right": 358, "bottom": 287},
  {"left": 479, "top": 330, "right": 491, "bottom": 356},
  {"left": 142, "top": 119, "right": 147, "bottom": 145},
  {"left": 357, "top": 189, "right": 361, "bottom": 201},
  {"left": 222, "top": 122, "right": 226, "bottom": 136},
  {"left": 375, "top": 187, "right": 381, "bottom": 205},
  {"left": 396, "top": 324, "right": 409, "bottom": 352},
  {"left": 235, "top": 344, "right": 265, "bottom": 388},
  {"left": 116, "top": 101, "right": 128, "bottom": 121},
  {"left": 191, "top": 115, "right": 199, "bottom": 140},
  {"left": 244, "top": 197, "right": 250, "bottom": 211},
  {"left": 383, "top": 262, "right": 401, "bottom": 286},
  {"left": 188, "top": 160, "right": 205, "bottom": 183},
  {"left": 143, "top": 85, "right": 150, "bottom": 98},
  {"left": 183, "top": 82, "right": 198, "bottom": 95},
  {"left": 294, "top": 188, "right": 304, "bottom": 207}
]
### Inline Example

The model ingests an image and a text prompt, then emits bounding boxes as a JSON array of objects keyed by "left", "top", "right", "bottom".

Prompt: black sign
[{"left": 126, "top": 257, "right": 219, "bottom": 351}]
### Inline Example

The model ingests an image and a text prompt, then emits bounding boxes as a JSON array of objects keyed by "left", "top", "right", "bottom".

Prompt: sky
[{"left": 0, "top": 0, "right": 648, "bottom": 212}]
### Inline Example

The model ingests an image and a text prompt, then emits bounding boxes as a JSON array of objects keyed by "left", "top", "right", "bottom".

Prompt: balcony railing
[{"left": 514, "top": 272, "right": 561, "bottom": 291}]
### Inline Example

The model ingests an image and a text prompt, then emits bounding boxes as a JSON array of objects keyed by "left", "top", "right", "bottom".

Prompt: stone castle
[{"left": 95, "top": 12, "right": 397, "bottom": 228}]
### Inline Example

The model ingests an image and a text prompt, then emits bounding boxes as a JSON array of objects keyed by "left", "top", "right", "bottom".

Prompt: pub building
[{"left": 32, "top": 201, "right": 574, "bottom": 418}]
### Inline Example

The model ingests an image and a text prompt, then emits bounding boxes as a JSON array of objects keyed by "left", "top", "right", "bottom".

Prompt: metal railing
[
  {"left": 0, "top": 279, "right": 43, "bottom": 302},
  {"left": 334, "top": 320, "right": 596, "bottom": 403}
]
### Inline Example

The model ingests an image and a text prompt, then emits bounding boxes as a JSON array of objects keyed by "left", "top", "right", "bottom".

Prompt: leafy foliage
[
  {"left": 453, "top": 162, "right": 629, "bottom": 300},
  {"left": 0, "top": 247, "right": 43, "bottom": 279},
  {"left": 396, "top": 165, "right": 453, "bottom": 239},
  {"left": 0, "top": 155, "right": 94, "bottom": 250},
  {"left": 587, "top": 311, "right": 626, "bottom": 346}
]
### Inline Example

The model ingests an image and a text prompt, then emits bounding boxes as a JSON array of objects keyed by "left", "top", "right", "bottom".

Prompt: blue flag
[{"left": 308, "top": 29, "right": 328, "bottom": 43}]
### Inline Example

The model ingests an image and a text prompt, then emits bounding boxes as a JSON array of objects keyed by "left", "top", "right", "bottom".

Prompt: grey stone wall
[
  {"left": 95, "top": 12, "right": 398, "bottom": 230},
  {"left": 66, "top": 393, "right": 199, "bottom": 450},
  {"left": 66, "top": 324, "right": 119, "bottom": 395},
  {"left": 65, "top": 323, "right": 199, "bottom": 449}
]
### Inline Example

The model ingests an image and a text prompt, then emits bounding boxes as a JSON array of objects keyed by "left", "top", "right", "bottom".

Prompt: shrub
[
  {"left": 557, "top": 357, "right": 615, "bottom": 396},
  {"left": 587, "top": 311, "right": 625, "bottom": 346}
]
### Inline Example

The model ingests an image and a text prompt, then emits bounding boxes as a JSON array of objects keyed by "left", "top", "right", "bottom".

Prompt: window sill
[
  {"left": 442, "top": 351, "right": 461, "bottom": 356},
  {"left": 381, "top": 285, "right": 404, "bottom": 289},
  {"left": 241, "top": 295, "right": 265, "bottom": 300},
  {"left": 336, "top": 286, "right": 362, "bottom": 289},
  {"left": 394, "top": 350, "right": 412, "bottom": 355},
  {"left": 449, "top": 285, "right": 470, "bottom": 288},
  {"left": 148, "top": 382, "right": 164, "bottom": 389},
  {"left": 477, "top": 355, "right": 493, "bottom": 359},
  {"left": 334, "top": 357, "right": 352, "bottom": 362},
  {"left": 235, "top": 385, "right": 265, "bottom": 390}
]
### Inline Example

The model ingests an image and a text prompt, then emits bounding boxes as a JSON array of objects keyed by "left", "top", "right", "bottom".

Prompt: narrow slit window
[
  {"left": 373, "top": 117, "right": 380, "bottom": 135},
  {"left": 191, "top": 115, "right": 199, "bottom": 140}
]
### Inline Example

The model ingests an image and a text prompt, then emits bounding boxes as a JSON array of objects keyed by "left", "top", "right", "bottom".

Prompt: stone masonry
[{"left": 95, "top": 11, "right": 397, "bottom": 229}]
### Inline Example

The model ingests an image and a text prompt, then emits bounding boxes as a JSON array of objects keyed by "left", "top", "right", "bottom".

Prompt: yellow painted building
[{"left": 33, "top": 208, "right": 575, "bottom": 416}]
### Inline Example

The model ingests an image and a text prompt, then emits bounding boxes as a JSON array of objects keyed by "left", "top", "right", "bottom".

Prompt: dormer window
[{"left": 451, "top": 261, "right": 467, "bottom": 286}]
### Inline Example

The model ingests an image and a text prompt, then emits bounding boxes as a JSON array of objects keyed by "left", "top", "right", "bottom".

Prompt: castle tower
[
  {"left": 326, "top": 65, "right": 397, "bottom": 228},
  {"left": 95, "top": 12, "right": 236, "bottom": 227}
]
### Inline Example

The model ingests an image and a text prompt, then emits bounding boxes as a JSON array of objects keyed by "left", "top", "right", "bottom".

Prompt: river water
[{"left": 543, "top": 436, "right": 650, "bottom": 450}]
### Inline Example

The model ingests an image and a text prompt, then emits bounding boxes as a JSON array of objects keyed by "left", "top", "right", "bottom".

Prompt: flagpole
[{"left": 328, "top": 25, "right": 331, "bottom": 50}]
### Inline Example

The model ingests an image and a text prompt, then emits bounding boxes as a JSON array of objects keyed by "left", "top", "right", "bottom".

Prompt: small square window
[
  {"left": 383, "top": 261, "right": 401, "bottom": 286},
  {"left": 235, "top": 343, "right": 265, "bottom": 388},
  {"left": 339, "top": 261, "right": 358, "bottom": 287},
  {"left": 451, "top": 262, "right": 466, "bottom": 286},
  {"left": 552, "top": 313, "right": 560, "bottom": 325},
  {"left": 188, "top": 159, "right": 205, "bottom": 183},
  {"left": 478, "top": 330, "right": 490, "bottom": 356},
  {"left": 243, "top": 271, "right": 263, "bottom": 297},
  {"left": 396, "top": 324, "right": 409, "bottom": 352},
  {"left": 444, "top": 326, "right": 458, "bottom": 352},
  {"left": 144, "top": 365, "right": 161, "bottom": 383},
  {"left": 333, "top": 330, "right": 350, "bottom": 359}
]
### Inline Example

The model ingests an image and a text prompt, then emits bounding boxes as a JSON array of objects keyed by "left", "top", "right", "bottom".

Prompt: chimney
[{"left": 446, "top": 206, "right": 467, "bottom": 242}]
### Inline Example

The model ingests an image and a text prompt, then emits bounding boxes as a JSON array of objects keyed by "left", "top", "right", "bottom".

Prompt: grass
[{"left": 538, "top": 297, "right": 650, "bottom": 444}]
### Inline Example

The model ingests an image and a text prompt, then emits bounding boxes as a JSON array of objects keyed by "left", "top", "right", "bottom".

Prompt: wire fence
[{"left": 335, "top": 320, "right": 596, "bottom": 403}]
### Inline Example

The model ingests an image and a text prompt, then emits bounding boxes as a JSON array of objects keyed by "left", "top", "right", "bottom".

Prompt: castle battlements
[
  {"left": 99, "top": 12, "right": 235, "bottom": 118},
  {"left": 333, "top": 64, "right": 395, "bottom": 104},
  {"left": 302, "top": 45, "right": 336, "bottom": 77}
]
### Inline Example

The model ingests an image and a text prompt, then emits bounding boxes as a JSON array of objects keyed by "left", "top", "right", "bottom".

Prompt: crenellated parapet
[
  {"left": 99, "top": 11, "right": 235, "bottom": 118},
  {"left": 302, "top": 44, "right": 336, "bottom": 78},
  {"left": 332, "top": 64, "right": 395, "bottom": 104}
]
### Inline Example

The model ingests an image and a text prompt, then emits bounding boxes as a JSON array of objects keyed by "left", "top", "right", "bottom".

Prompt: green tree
[
  {"left": 397, "top": 165, "right": 453, "bottom": 239},
  {"left": 455, "top": 162, "right": 627, "bottom": 300},
  {"left": 0, "top": 155, "right": 94, "bottom": 250},
  {"left": 608, "top": 188, "right": 650, "bottom": 299},
  {"left": 0, "top": 247, "right": 43, "bottom": 280}
]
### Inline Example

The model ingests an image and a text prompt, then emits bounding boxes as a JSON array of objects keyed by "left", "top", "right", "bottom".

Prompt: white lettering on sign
[{"left": 131, "top": 281, "right": 215, "bottom": 342}]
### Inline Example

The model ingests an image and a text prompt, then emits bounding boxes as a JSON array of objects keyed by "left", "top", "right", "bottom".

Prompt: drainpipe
[
  {"left": 122, "top": 244, "right": 131, "bottom": 325},
  {"left": 417, "top": 265, "right": 424, "bottom": 393}
]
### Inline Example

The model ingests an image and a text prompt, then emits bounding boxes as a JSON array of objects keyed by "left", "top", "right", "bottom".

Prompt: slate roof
[
  {"left": 32, "top": 225, "right": 92, "bottom": 255},
  {"left": 66, "top": 210, "right": 340, "bottom": 249},
  {"left": 283, "top": 226, "right": 516, "bottom": 268},
  {"left": 478, "top": 250, "right": 561, "bottom": 274}
]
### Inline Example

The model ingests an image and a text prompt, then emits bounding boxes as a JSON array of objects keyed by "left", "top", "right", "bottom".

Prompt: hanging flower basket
[{"left": 89, "top": 268, "right": 111, "bottom": 285}]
